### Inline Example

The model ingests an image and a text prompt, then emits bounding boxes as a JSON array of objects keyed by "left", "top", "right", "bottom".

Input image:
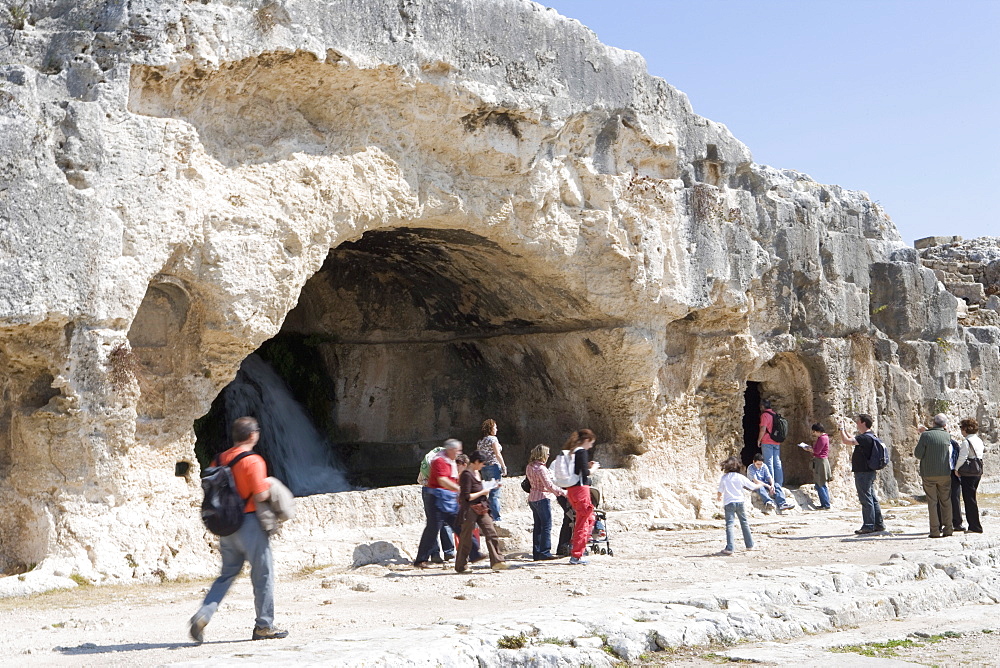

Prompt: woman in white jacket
[{"left": 954, "top": 417, "right": 985, "bottom": 533}]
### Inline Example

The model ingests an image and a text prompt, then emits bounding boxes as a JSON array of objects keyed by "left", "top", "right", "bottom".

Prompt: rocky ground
[{"left": 3, "top": 496, "right": 1000, "bottom": 666}]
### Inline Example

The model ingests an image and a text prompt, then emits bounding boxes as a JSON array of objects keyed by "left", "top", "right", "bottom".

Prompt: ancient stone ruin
[{"left": 1, "top": 0, "right": 997, "bottom": 584}]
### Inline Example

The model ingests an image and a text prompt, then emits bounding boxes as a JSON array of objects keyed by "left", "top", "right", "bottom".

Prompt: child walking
[{"left": 717, "top": 456, "right": 764, "bottom": 555}]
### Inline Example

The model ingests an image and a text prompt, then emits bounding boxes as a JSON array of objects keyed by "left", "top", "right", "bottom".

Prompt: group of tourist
[
  {"left": 914, "top": 414, "right": 985, "bottom": 537},
  {"left": 720, "top": 402, "right": 986, "bottom": 555},
  {"left": 414, "top": 422, "right": 601, "bottom": 570},
  {"left": 189, "top": 405, "right": 986, "bottom": 642}
]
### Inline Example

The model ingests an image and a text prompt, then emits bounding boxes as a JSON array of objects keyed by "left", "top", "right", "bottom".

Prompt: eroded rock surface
[{"left": 0, "top": 0, "right": 998, "bottom": 581}]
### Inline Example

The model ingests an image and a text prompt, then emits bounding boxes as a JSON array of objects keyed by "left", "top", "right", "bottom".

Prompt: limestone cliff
[{"left": 0, "top": 0, "right": 997, "bottom": 582}]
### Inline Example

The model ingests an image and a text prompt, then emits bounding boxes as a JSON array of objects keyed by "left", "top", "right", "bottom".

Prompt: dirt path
[{"left": 1, "top": 499, "right": 996, "bottom": 666}]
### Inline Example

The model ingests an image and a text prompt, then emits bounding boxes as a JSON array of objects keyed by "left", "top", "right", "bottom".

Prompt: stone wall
[{"left": 0, "top": 0, "right": 998, "bottom": 582}]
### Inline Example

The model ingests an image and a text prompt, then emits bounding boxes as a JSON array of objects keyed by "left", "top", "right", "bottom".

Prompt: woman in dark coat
[{"left": 454, "top": 451, "right": 507, "bottom": 573}]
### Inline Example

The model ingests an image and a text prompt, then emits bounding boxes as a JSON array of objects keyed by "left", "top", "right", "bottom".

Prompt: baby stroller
[
  {"left": 557, "top": 487, "right": 614, "bottom": 557},
  {"left": 587, "top": 487, "right": 613, "bottom": 557}
]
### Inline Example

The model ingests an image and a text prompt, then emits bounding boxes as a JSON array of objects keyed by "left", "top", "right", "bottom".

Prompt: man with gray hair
[
  {"left": 914, "top": 414, "right": 954, "bottom": 538},
  {"left": 413, "top": 438, "right": 462, "bottom": 568}
]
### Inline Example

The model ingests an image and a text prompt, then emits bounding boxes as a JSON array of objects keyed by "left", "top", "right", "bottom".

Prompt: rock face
[{"left": 0, "top": 0, "right": 997, "bottom": 581}]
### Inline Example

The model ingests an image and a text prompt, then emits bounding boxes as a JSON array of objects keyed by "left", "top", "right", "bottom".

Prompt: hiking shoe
[
  {"left": 430, "top": 554, "right": 444, "bottom": 564},
  {"left": 779, "top": 504, "right": 795, "bottom": 511},
  {"left": 763, "top": 503, "right": 775, "bottom": 514},
  {"left": 491, "top": 562, "right": 508, "bottom": 571},
  {"left": 568, "top": 556, "right": 589, "bottom": 565},
  {"left": 718, "top": 549, "right": 734, "bottom": 556},
  {"left": 252, "top": 626, "right": 289, "bottom": 641},
  {"left": 188, "top": 613, "right": 208, "bottom": 644},
  {"left": 855, "top": 528, "right": 876, "bottom": 535}
]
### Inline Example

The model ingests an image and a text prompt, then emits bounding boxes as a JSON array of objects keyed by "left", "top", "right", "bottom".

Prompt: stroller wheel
[
  {"left": 600, "top": 548, "right": 607, "bottom": 555},
  {"left": 607, "top": 549, "right": 614, "bottom": 556}
]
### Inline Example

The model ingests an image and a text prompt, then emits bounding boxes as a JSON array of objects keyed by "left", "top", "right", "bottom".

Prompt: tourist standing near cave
[
  {"left": 716, "top": 456, "right": 764, "bottom": 556},
  {"left": 839, "top": 414, "right": 885, "bottom": 535},
  {"left": 746, "top": 453, "right": 793, "bottom": 513},
  {"left": 414, "top": 439, "right": 462, "bottom": 569},
  {"left": 189, "top": 417, "right": 288, "bottom": 643},
  {"left": 477, "top": 419, "right": 507, "bottom": 523},
  {"left": 952, "top": 417, "right": 985, "bottom": 533},
  {"left": 805, "top": 423, "right": 832, "bottom": 510},
  {"left": 915, "top": 414, "right": 955, "bottom": 538},
  {"left": 564, "top": 429, "right": 599, "bottom": 565},
  {"left": 416, "top": 443, "right": 456, "bottom": 563},
  {"left": 455, "top": 450, "right": 507, "bottom": 572},
  {"left": 524, "top": 444, "right": 567, "bottom": 561},
  {"left": 757, "top": 399, "right": 784, "bottom": 487}
]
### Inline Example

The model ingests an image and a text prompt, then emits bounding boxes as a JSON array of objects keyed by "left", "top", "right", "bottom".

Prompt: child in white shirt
[{"left": 717, "top": 456, "right": 764, "bottom": 555}]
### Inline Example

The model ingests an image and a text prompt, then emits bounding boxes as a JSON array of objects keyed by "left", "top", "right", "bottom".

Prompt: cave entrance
[
  {"left": 195, "top": 228, "right": 622, "bottom": 492},
  {"left": 746, "top": 354, "right": 816, "bottom": 486},
  {"left": 740, "top": 381, "right": 762, "bottom": 467}
]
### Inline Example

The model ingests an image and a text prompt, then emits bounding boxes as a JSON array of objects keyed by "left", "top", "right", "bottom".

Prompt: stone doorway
[
  {"left": 746, "top": 354, "right": 816, "bottom": 486},
  {"left": 741, "top": 381, "right": 762, "bottom": 466},
  {"left": 195, "top": 227, "right": 625, "bottom": 491}
]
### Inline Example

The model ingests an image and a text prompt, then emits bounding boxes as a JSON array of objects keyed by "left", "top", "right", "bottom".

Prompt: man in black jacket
[{"left": 839, "top": 414, "right": 885, "bottom": 535}]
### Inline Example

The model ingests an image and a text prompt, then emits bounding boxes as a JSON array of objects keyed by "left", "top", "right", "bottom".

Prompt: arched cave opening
[{"left": 194, "top": 228, "right": 625, "bottom": 493}]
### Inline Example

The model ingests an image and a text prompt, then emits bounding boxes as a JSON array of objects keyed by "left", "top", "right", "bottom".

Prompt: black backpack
[
  {"left": 866, "top": 434, "right": 890, "bottom": 471},
  {"left": 766, "top": 410, "right": 788, "bottom": 443},
  {"left": 201, "top": 451, "right": 257, "bottom": 536}
]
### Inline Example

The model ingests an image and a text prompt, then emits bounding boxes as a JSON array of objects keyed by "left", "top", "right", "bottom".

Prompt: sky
[{"left": 541, "top": 1, "right": 999, "bottom": 245}]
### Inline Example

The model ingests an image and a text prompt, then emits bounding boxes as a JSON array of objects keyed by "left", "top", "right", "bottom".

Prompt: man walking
[
  {"left": 915, "top": 414, "right": 954, "bottom": 538},
  {"left": 839, "top": 413, "right": 885, "bottom": 535},
  {"left": 413, "top": 439, "right": 462, "bottom": 568},
  {"left": 190, "top": 417, "right": 288, "bottom": 643}
]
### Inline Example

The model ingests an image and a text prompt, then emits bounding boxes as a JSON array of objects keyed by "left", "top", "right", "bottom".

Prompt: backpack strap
[
  {"left": 226, "top": 450, "right": 256, "bottom": 469},
  {"left": 223, "top": 450, "right": 263, "bottom": 502},
  {"left": 762, "top": 409, "right": 774, "bottom": 436}
]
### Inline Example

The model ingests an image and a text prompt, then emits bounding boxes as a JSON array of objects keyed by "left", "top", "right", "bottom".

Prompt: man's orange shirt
[{"left": 216, "top": 446, "right": 269, "bottom": 513}]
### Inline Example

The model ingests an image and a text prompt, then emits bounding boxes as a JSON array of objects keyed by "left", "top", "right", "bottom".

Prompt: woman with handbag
[
  {"left": 954, "top": 417, "right": 985, "bottom": 534},
  {"left": 455, "top": 450, "right": 507, "bottom": 572}
]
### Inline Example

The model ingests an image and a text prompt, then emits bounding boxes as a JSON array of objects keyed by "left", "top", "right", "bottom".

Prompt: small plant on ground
[
  {"left": 832, "top": 638, "right": 918, "bottom": 658},
  {"left": 296, "top": 562, "right": 333, "bottom": 578},
  {"left": 538, "top": 637, "right": 569, "bottom": 646},
  {"left": 4, "top": 1, "right": 29, "bottom": 30},
  {"left": 68, "top": 573, "right": 92, "bottom": 587},
  {"left": 497, "top": 633, "right": 528, "bottom": 650}
]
